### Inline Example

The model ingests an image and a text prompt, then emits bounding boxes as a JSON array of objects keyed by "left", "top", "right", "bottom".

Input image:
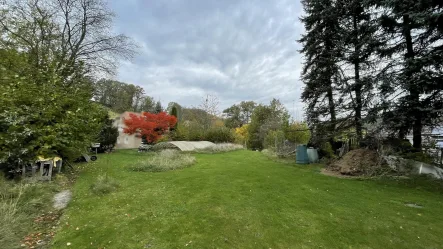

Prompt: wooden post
[
  {"left": 57, "top": 160, "right": 62, "bottom": 173},
  {"left": 48, "top": 161, "right": 53, "bottom": 181},
  {"left": 31, "top": 164, "right": 36, "bottom": 177},
  {"left": 39, "top": 163, "right": 44, "bottom": 180},
  {"left": 21, "top": 164, "right": 25, "bottom": 177}
]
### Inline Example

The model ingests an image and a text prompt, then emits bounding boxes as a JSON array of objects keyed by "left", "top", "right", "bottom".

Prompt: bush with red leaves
[{"left": 123, "top": 112, "right": 177, "bottom": 143}]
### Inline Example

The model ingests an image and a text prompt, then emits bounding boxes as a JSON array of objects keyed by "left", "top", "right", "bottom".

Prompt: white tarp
[{"left": 160, "top": 141, "right": 216, "bottom": 151}]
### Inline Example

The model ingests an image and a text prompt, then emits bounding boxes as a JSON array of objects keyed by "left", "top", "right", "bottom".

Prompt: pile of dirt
[{"left": 329, "top": 149, "right": 387, "bottom": 176}]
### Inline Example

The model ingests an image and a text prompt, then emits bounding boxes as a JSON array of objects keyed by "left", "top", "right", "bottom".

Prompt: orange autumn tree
[{"left": 123, "top": 112, "right": 177, "bottom": 143}]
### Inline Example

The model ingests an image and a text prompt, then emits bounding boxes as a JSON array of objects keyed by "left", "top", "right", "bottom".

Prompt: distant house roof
[{"left": 153, "top": 141, "right": 216, "bottom": 151}]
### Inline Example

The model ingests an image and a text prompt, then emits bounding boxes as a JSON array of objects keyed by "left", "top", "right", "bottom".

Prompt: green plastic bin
[{"left": 296, "top": 145, "right": 309, "bottom": 164}]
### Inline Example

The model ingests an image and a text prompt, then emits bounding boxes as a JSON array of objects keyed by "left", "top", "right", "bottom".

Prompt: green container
[{"left": 296, "top": 145, "right": 309, "bottom": 164}]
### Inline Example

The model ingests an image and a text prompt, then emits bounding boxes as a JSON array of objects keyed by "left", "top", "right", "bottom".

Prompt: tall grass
[
  {"left": 90, "top": 174, "right": 120, "bottom": 195},
  {"left": 0, "top": 182, "right": 25, "bottom": 248},
  {"left": 196, "top": 143, "right": 244, "bottom": 153},
  {"left": 0, "top": 176, "right": 60, "bottom": 249},
  {"left": 128, "top": 150, "right": 196, "bottom": 172}
]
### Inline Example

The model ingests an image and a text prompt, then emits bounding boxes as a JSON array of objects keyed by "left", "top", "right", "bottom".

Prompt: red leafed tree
[{"left": 123, "top": 112, "right": 177, "bottom": 143}]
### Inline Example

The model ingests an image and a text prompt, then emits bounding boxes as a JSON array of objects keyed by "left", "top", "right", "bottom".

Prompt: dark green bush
[
  {"left": 97, "top": 115, "right": 119, "bottom": 152},
  {"left": 204, "top": 127, "right": 235, "bottom": 143},
  {"left": 383, "top": 138, "right": 414, "bottom": 153},
  {"left": 319, "top": 142, "right": 336, "bottom": 159},
  {"left": 402, "top": 152, "right": 435, "bottom": 164}
]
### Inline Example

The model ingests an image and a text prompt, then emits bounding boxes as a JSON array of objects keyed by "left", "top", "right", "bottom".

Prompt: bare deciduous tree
[
  {"left": 198, "top": 94, "right": 220, "bottom": 130},
  {"left": 0, "top": 0, "right": 137, "bottom": 80},
  {"left": 199, "top": 94, "right": 220, "bottom": 117}
]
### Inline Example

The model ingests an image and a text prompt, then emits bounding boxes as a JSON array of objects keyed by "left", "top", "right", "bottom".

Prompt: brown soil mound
[{"left": 329, "top": 149, "right": 385, "bottom": 176}]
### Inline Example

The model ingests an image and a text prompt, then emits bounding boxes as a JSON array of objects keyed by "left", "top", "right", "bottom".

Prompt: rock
[{"left": 53, "top": 190, "right": 72, "bottom": 210}]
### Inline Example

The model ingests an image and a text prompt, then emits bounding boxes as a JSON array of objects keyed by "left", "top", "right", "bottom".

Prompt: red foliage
[{"left": 123, "top": 112, "right": 177, "bottom": 143}]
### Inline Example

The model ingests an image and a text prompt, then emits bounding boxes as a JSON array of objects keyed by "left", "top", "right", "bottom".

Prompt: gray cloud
[{"left": 109, "top": 0, "right": 305, "bottom": 120}]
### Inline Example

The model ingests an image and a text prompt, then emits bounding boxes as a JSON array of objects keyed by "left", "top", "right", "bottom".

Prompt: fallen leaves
[{"left": 21, "top": 211, "right": 60, "bottom": 249}]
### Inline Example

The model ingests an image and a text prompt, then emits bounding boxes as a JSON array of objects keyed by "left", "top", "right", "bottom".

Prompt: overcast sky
[{"left": 109, "top": 0, "right": 305, "bottom": 120}]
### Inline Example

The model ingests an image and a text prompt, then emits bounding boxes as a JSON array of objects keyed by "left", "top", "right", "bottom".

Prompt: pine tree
[
  {"left": 170, "top": 106, "right": 178, "bottom": 118},
  {"left": 378, "top": 0, "right": 443, "bottom": 149},
  {"left": 337, "top": 0, "right": 381, "bottom": 142},
  {"left": 299, "top": 0, "right": 342, "bottom": 141},
  {"left": 154, "top": 101, "right": 163, "bottom": 114}
]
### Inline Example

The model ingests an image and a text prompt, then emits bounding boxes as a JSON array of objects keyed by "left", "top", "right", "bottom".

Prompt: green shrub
[
  {"left": 151, "top": 142, "right": 179, "bottom": 151},
  {"left": 402, "top": 151, "right": 435, "bottom": 164},
  {"left": 155, "top": 135, "right": 171, "bottom": 143},
  {"left": 264, "top": 130, "right": 285, "bottom": 149},
  {"left": 97, "top": 114, "right": 119, "bottom": 152},
  {"left": 128, "top": 150, "right": 196, "bottom": 172},
  {"left": 90, "top": 174, "right": 119, "bottom": 195},
  {"left": 319, "top": 142, "right": 336, "bottom": 159},
  {"left": 204, "top": 127, "right": 235, "bottom": 143},
  {"left": 172, "top": 122, "right": 205, "bottom": 141},
  {"left": 285, "top": 122, "right": 311, "bottom": 144}
]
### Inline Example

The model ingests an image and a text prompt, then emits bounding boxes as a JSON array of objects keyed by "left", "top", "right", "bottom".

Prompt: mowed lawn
[{"left": 52, "top": 150, "right": 443, "bottom": 249}]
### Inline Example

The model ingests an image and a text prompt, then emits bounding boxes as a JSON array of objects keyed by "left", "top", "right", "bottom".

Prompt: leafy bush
[
  {"left": 172, "top": 122, "right": 235, "bottom": 143},
  {"left": 172, "top": 122, "right": 205, "bottom": 141},
  {"left": 247, "top": 100, "right": 290, "bottom": 150},
  {"left": 264, "top": 130, "right": 285, "bottom": 149},
  {"left": 402, "top": 152, "right": 435, "bottom": 164},
  {"left": 155, "top": 135, "right": 171, "bottom": 143},
  {"left": 196, "top": 143, "right": 244, "bottom": 153},
  {"left": 124, "top": 112, "right": 177, "bottom": 144},
  {"left": 285, "top": 122, "right": 311, "bottom": 144},
  {"left": 319, "top": 142, "right": 336, "bottom": 159},
  {"left": 382, "top": 138, "right": 414, "bottom": 153},
  {"left": 97, "top": 115, "right": 119, "bottom": 153},
  {"left": 234, "top": 125, "right": 249, "bottom": 145},
  {"left": 204, "top": 127, "right": 235, "bottom": 143},
  {"left": 128, "top": 150, "right": 196, "bottom": 172},
  {"left": 151, "top": 142, "right": 179, "bottom": 151},
  {"left": 381, "top": 138, "right": 436, "bottom": 164},
  {"left": 90, "top": 174, "right": 119, "bottom": 195}
]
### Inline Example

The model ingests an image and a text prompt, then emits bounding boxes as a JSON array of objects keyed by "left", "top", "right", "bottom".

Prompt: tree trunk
[
  {"left": 403, "top": 14, "right": 422, "bottom": 149},
  {"left": 327, "top": 85, "right": 336, "bottom": 131},
  {"left": 353, "top": 14, "right": 363, "bottom": 144}
]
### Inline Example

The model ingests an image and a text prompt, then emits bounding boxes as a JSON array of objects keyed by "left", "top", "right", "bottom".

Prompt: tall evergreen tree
[
  {"left": 337, "top": 0, "right": 381, "bottom": 142},
  {"left": 166, "top": 102, "right": 183, "bottom": 120},
  {"left": 154, "top": 101, "right": 163, "bottom": 114},
  {"left": 299, "top": 0, "right": 342, "bottom": 141},
  {"left": 378, "top": 0, "right": 443, "bottom": 149}
]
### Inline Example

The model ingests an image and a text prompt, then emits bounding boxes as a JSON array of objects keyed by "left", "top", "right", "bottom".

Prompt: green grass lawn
[{"left": 52, "top": 150, "right": 443, "bottom": 249}]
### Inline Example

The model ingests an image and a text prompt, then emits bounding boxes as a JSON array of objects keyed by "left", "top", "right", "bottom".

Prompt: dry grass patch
[{"left": 196, "top": 143, "right": 244, "bottom": 153}]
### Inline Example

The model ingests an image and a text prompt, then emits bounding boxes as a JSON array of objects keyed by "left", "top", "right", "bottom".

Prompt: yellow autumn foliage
[{"left": 235, "top": 124, "right": 249, "bottom": 145}]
